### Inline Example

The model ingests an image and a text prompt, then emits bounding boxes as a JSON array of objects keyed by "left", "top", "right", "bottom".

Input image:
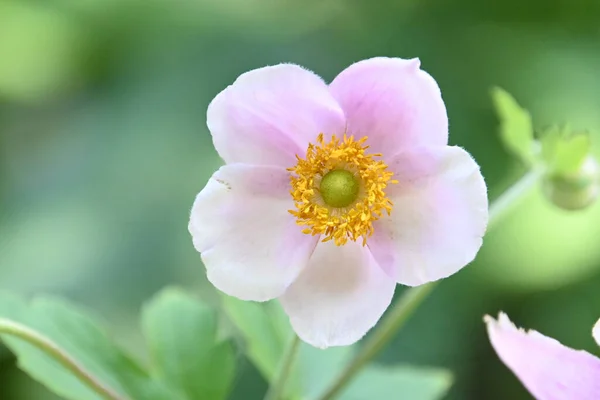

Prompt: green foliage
[
  {"left": 540, "top": 125, "right": 592, "bottom": 176},
  {"left": 0, "top": 285, "right": 456, "bottom": 400},
  {"left": 0, "top": 290, "right": 238, "bottom": 400},
  {"left": 338, "top": 365, "right": 452, "bottom": 400},
  {"left": 221, "top": 295, "right": 290, "bottom": 381},
  {"left": 490, "top": 88, "right": 597, "bottom": 210},
  {"left": 491, "top": 87, "right": 536, "bottom": 164},
  {"left": 297, "top": 344, "right": 353, "bottom": 399},
  {"left": 142, "top": 288, "right": 236, "bottom": 400},
  {"left": 221, "top": 296, "right": 454, "bottom": 400},
  {"left": 0, "top": 293, "right": 179, "bottom": 400},
  {"left": 221, "top": 296, "right": 347, "bottom": 398}
]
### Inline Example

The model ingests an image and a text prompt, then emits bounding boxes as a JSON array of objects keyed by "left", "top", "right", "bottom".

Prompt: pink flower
[
  {"left": 485, "top": 313, "right": 600, "bottom": 399},
  {"left": 189, "top": 57, "right": 488, "bottom": 348}
]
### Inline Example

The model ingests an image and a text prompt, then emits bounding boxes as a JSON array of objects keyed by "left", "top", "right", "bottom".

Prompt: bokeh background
[{"left": 1, "top": 0, "right": 600, "bottom": 398}]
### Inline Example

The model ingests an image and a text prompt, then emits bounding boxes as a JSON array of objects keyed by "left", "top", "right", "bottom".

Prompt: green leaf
[
  {"left": 0, "top": 293, "right": 180, "bottom": 400},
  {"left": 221, "top": 296, "right": 290, "bottom": 381},
  {"left": 540, "top": 125, "right": 562, "bottom": 164},
  {"left": 0, "top": 294, "right": 178, "bottom": 400},
  {"left": 338, "top": 365, "right": 453, "bottom": 400},
  {"left": 220, "top": 296, "right": 355, "bottom": 400},
  {"left": 297, "top": 344, "right": 353, "bottom": 399},
  {"left": 222, "top": 297, "right": 448, "bottom": 400},
  {"left": 541, "top": 126, "right": 591, "bottom": 175},
  {"left": 491, "top": 87, "right": 536, "bottom": 163},
  {"left": 298, "top": 351, "right": 452, "bottom": 400},
  {"left": 221, "top": 296, "right": 307, "bottom": 399},
  {"left": 142, "top": 288, "right": 236, "bottom": 400}
]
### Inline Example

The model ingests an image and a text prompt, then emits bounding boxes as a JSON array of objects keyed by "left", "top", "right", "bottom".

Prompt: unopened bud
[{"left": 542, "top": 156, "right": 600, "bottom": 210}]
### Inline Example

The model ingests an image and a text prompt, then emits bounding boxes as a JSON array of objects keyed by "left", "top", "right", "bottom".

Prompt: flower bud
[{"left": 542, "top": 156, "right": 600, "bottom": 210}]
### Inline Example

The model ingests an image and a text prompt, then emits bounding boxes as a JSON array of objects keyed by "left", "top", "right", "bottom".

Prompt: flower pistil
[{"left": 288, "top": 133, "right": 397, "bottom": 246}]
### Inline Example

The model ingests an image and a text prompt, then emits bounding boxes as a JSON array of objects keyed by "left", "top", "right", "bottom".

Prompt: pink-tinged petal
[
  {"left": 207, "top": 64, "right": 346, "bottom": 168},
  {"left": 188, "top": 164, "right": 318, "bottom": 301},
  {"left": 280, "top": 241, "right": 395, "bottom": 348},
  {"left": 594, "top": 319, "right": 600, "bottom": 347},
  {"left": 485, "top": 313, "right": 600, "bottom": 400},
  {"left": 329, "top": 57, "right": 448, "bottom": 157},
  {"left": 368, "top": 146, "right": 488, "bottom": 286}
]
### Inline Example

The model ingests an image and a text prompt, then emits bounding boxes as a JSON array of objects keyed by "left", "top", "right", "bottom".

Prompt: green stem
[
  {"left": 264, "top": 333, "right": 302, "bottom": 400},
  {"left": 0, "top": 318, "right": 126, "bottom": 400},
  {"left": 487, "top": 169, "right": 543, "bottom": 226},
  {"left": 317, "top": 168, "right": 542, "bottom": 400}
]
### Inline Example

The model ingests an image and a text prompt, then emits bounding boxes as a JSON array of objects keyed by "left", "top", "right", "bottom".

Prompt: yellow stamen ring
[{"left": 288, "top": 134, "right": 397, "bottom": 246}]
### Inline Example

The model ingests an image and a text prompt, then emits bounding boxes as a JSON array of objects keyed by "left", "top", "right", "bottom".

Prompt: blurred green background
[{"left": 1, "top": 0, "right": 600, "bottom": 398}]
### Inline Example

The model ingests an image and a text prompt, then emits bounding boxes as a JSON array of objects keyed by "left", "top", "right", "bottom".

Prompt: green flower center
[{"left": 319, "top": 169, "right": 360, "bottom": 208}]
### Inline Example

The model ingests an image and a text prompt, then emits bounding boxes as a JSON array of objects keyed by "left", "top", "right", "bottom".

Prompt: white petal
[
  {"left": 188, "top": 164, "right": 318, "bottom": 301},
  {"left": 329, "top": 57, "right": 448, "bottom": 157},
  {"left": 207, "top": 64, "right": 346, "bottom": 168},
  {"left": 368, "top": 146, "right": 488, "bottom": 286},
  {"left": 594, "top": 318, "right": 600, "bottom": 347},
  {"left": 280, "top": 241, "right": 395, "bottom": 348},
  {"left": 485, "top": 312, "right": 600, "bottom": 400}
]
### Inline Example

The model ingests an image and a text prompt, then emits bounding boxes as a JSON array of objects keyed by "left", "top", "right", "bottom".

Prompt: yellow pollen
[{"left": 288, "top": 133, "right": 397, "bottom": 246}]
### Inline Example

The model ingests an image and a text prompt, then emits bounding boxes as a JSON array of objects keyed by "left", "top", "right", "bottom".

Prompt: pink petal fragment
[
  {"left": 280, "top": 241, "right": 395, "bottom": 348},
  {"left": 594, "top": 319, "right": 600, "bottom": 347},
  {"left": 368, "top": 146, "right": 488, "bottom": 286},
  {"left": 188, "top": 164, "right": 318, "bottom": 301},
  {"left": 329, "top": 57, "right": 448, "bottom": 158},
  {"left": 485, "top": 313, "right": 600, "bottom": 400},
  {"left": 207, "top": 64, "right": 346, "bottom": 168}
]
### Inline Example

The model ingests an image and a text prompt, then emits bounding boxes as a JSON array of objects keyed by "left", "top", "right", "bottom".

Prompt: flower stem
[
  {"left": 316, "top": 168, "right": 542, "bottom": 400},
  {"left": 487, "top": 169, "right": 543, "bottom": 226},
  {"left": 264, "top": 333, "right": 302, "bottom": 400},
  {"left": 0, "top": 318, "right": 126, "bottom": 400}
]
